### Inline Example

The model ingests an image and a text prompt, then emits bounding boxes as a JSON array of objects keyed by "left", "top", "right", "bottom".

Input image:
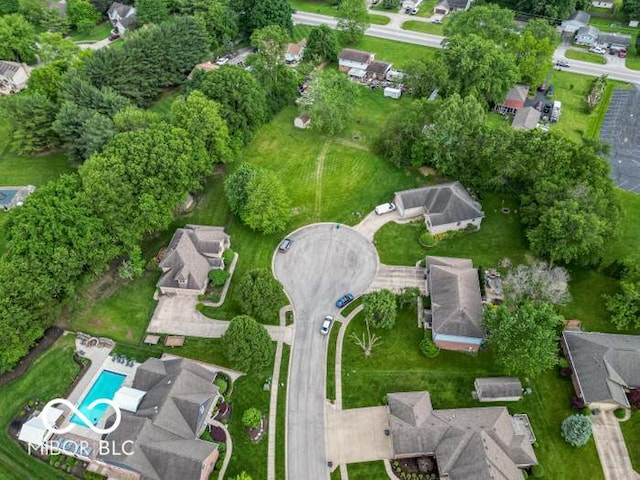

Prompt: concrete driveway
[
  {"left": 273, "top": 223, "right": 379, "bottom": 480},
  {"left": 367, "top": 264, "right": 427, "bottom": 294},
  {"left": 326, "top": 404, "right": 393, "bottom": 467},
  {"left": 592, "top": 411, "right": 640, "bottom": 480}
]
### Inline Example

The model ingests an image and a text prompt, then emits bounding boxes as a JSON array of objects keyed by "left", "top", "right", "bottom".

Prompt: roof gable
[{"left": 338, "top": 48, "right": 374, "bottom": 63}]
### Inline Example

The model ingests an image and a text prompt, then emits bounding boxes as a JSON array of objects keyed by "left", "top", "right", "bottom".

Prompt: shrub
[
  {"left": 209, "top": 293, "right": 220, "bottom": 302},
  {"left": 571, "top": 395, "right": 585, "bottom": 410},
  {"left": 209, "top": 269, "right": 230, "bottom": 287},
  {"left": 557, "top": 357, "right": 569, "bottom": 369},
  {"left": 223, "top": 248, "right": 235, "bottom": 265},
  {"left": 561, "top": 414, "right": 593, "bottom": 447},
  {"left": 196, "top": 303, "right": 204, "bottom": 312},
  {"left": 214, "top": 377, "right": 228, "bottom": 395},
  {"left": 614, "top": 408, "right": 626, "bottom": 419},
  {"left": 531, "top": 464, "right": 545, "bottom": 478},
  {"left": 419, "top": 231, "right": 435, "bottom": 247},
  {"left": 242, "top": 408, "right": 262, "bottom": 429},
  {"left": 198, "top": 294, "right": 205, "bottom": 301},
  {"left": 419, "top": 334, "right": 440, "bottom": 358}
]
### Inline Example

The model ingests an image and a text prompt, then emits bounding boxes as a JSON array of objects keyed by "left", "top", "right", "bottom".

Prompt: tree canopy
[
  {"left": 240, "top": 0, "right": 292, "bottom": 35},
  {"left": 484, "top": 301, "right": 562, "bottom": 378},
  {"left": 0, "top": 14, "right": 37, "bottom": 63},
  {"left": 307, "top": 71, "right": 359, "bottom": 135},
  {"left": 305, "top": 25, "right": 340, "bottom": 64},
  {"left": 362, "top": 289, "right": 398, "bottom": 329},
  {"left": 222, "top": 315, "right": 274, "bottom": 372},
  {"left": 234, "top": 269, "right": 285, "bottom": 322},
  {"left": 67, "top": 0, "right": 99, "bottom": 33},
  {"left": 504, "top": 262, "right": 571, "bottom": 306},
  {"left": 136, "top": 0, "right": 170, "bottom": 25},
  {"left": 337, "top": 0, "right": 369, "bottom": 44}
]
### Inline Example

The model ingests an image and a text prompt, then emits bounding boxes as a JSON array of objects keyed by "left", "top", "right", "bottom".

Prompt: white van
[{"left": 375, "top": 202, "right": 396, "bottom": 215}]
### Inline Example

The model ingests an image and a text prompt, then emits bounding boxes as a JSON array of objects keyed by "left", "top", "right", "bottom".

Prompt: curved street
[{"left": 273, "top": 224, "right": 379, "bottom": 480}]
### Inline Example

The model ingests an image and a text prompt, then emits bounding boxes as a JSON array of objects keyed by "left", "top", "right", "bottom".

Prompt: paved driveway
[
  {"left": 367, "top": 264, "right": 427, "bottom": 293},
  {"left": 592, "top": 411, "right": 640, "bottom": 480},
  {"left": 326, "top": 405, "right": 393, "bottom": 466},
  {"left": 273, "top": 224, "right": 379, "bottom": 480}
]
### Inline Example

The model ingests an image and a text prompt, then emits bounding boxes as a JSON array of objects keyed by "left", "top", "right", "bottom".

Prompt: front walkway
[
  {"left": 592, "top": 410, "right": 640, "bottom": 480},
  {"left": 326, "top": 404, "right": 393, "bottom": 467}
]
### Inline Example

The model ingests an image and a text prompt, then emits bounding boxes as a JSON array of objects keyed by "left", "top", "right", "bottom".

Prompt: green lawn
[
  {"left": 0, "top": 335, "right": 79, "bottom": 480},
  {"left": 276, "top": 344, "right": 291, "bottom": 480},
  {"left": 621, "top": 410, "right": 640, "bottom": 472},
  {"left": 402, "top": 19, "right": 444, "bottom": 35},
  {"left": 342, "top": 309, "right": 604, "bottom": 480},
  {"left": 326, "top": 320, "right": 342, "bottom": 400},
  {"left": 292, "top": 25, "right": 436, "bottom": 67},
  {"left": 148, "top": 87, "right": 184, "bottom": 118},
  {"left": 348, "top": 460, "right": 388, "bottom": 478},
  {"left": 69, "top": 22, "right": 113, "bottom": 42},
  {"left": 564, "top": 49, "right": 608, "bottom": 64},
  {"left": 374, "top": 194, "right": 528, "bottom": 268}
]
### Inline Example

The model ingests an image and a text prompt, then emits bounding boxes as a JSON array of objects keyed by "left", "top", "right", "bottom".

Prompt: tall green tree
[
  {"left": 0, "top": 14, "right": 37, "bottom": 63},
  {"left": 0, "top": 92, "right": 60, "bottom": 154},
  {"left": 37, "top": 32, "right": 79, "bottom": 63},
  {"left": 223, "top": 315, "right": 274, "bottom": 372},
  {"left": 514, "top": 19, "right": 557, "bottom": 86},
  {"left": 241, "top": 0, "right": 292, "bottom": 35},
  {"left": 171, "top": 90, "right": 234, "bottom": 164},
  {"left": 308, "top": 71, "right": 359, "bottom": 135},
  {"left": 136, "top": 0, "right": 170, "bottom": 25},
  {"left": 362, "top": 289, "right": 398, "bottom": 329},
  {"left": 403, "top": 57, "right": 449, "bottom": 99},
  {"left": 225, "top": 163, "right": 258, "bottom": 217},
  {"left": 198, "top": 65, "right": 267, "bottom": 144},
  {"left": 196, "top": 0, "right": 238, "bottom": 53},
  {"left": 305, "top": 25, "right": 340, "bottom": 64},
  {"left": 484, "top": 301, "right": 562, "bottom": 378},
  {"left": 67, "top": 0, "right": 99, "bottom": 33},
  {"left": 444, "top": 4, "right": 515, "bottom": 45},
  {"left": 113, "top": 106, "right": 161, "bottom": 132},
  {"left": 606, "top": 278, "right": 640, "bottom": 330},
  {"left": 27, "top": 60, "right": 68, "bottom": 101},
  {"left": 234, "top": 269, "right": 285, "bottom": 323},
  {"left": 337, "top": 0, "right": 369, "bottom": 44},
  {"left": 241, "top": 169, "right": 292, "bottom": 234},
  {"left": 440, "top": 34, "right": 518, "bottom": 104},
  {"left": 623, "top": 0, "right": 640, "bottom": 20},
  {"left": 18, "top": 0, "right": 48, "bottom": 26}
]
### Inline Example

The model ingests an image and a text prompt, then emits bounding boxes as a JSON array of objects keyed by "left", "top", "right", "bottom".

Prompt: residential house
[
  {"left": 387, "top": 391, "right": 537, "bottom": 479},
  {"left": 285, "top": 38, "right": 306, "bottom": 64},
  {"left": 366, "top": 60, "right": 392, "bottom": 80},
  {"left": 107, "top": 2, "right": 136, "bottom": 34},
  {"left": 433, "top": 0, "right": 472, "bottom": 15},
  {"left": 512, "top": 106, "right": 541, "bottom": 130},
  {"left": 575, "top": 25, "right": 599, "bottom": 45},
  {"left": 394, "top": 182, "right": 484, "bottom": 234},
  {"left": 294, "top": 112, "right": 311, "bottom": 129},
  {"left": 46, "top": 0, "right": 67, "bottom": 15},
  {"left": 495, "top": 85, "right": 529, "bottom": 115},
  {"left": 592, "top": 0, "right": 614, "bottom": 8},
  {"left": 97, "top": 357, "right": 221, "bottom": 480},
  {"left": 338, "top": 49, "right": 374, "bottom": 76},
  {"left": 157, "top": 225, "right": 230, "bottom": 296},
  {"left": 475, "top": 378, "right": 523, "bottom": 402},
  {"left": 427, "top": 256, "right": 484, "bottom": 352},
  {"left": 597, "top": 32, "right": 632, "bottom": 48},
  {"left": 562, "top": 331, "right": 640, "bottom": 409},
  {"left": 0, "top": 61, "right": 29, "bottom": 94},
  {"left": 562, "top": 10, "right": 591, "bottom": 34}
]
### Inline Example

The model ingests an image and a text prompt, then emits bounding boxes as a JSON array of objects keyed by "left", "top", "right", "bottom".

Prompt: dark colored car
[
  {"left": 545, "top": 85, "right": 554, "bottom": 98},
  {"left": 336, "top": 293, "right": 355, "bottom": 309},
  {"left": 533, "top": 100, "right": 542, "bottom": 111},
  {"left": 108, "top": 33, "right": 120, "bottom": 41},
  {"left": 537, "top": 83, "right": 547, "bottom": 92},
  {"left": 542, "top": 103, "right": 552, "bottom": 115},
  {"left": 278, "top": 238, "right": 292, "bottom": 253}
]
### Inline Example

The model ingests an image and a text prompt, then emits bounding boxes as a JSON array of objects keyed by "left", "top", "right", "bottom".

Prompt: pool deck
[{"left": 57, "top": 337, "right": 138, "bottom": 442}]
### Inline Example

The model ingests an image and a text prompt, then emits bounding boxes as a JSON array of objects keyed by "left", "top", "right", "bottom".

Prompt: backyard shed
[
  {"left": 384, "top": 87, "right": 401, "bottom": 99},
  {"left": 18, "top": 406, "right": 64, "bottom": 446},
  {"left": 294, "top": 112, "right": 311, "bottom": 129},
  {"left": 474, "top": 377, "right": 523, "bottom": 402},
  {"left": 512, "top": 106, "right": 541, "bottom": 130}
]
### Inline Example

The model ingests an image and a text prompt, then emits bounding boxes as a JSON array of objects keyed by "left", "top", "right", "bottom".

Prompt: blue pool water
[
  {"left": 71, "top": 370, "right": 126, "bottom": 427},
  {"left": 0, "top": 189, "right": 18, "bottom": 207}
]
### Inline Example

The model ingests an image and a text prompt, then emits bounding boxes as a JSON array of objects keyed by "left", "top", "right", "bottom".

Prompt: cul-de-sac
[{"left": 1, "top": 0, "right": 640, "bottom": 479}]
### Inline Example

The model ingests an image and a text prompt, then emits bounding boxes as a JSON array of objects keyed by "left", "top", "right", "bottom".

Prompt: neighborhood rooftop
[
  {"left": 563, "top": 331, "right": 640, "bottom": 407},
  {"left": 99, "top": 358, "right": 220, "bottom": 480},
  {"left": 475, "top": 377, "right": 523, "bottom": 401},
  {"left": 338, "top": 48, "right": 374, "bottom": 63},
  {"left": 388, "top": 391, "right": 537, "bottom": 480}
]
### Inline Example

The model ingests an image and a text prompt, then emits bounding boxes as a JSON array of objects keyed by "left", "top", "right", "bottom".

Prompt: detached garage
[{"left": 474, "top": 377, "right": 523, "bottom": 402}]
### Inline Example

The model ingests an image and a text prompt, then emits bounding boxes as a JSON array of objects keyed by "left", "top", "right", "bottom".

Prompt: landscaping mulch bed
[{"left": 246, "top": 415, "right": 267, "bottom": 443}]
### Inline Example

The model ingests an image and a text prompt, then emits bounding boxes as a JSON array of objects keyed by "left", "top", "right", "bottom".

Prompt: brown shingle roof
[
  {"left": 338, "top": 48, "right": 374, "bottom": 63},
  {"left": 366, "top": 60, "right": 392, "bottom": 74}
]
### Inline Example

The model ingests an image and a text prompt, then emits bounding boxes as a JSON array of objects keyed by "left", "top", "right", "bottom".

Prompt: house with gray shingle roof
[
  {"left": 107, "top": 1, "right": 137, "bottom": 34},
  {"left": 562, "top": 10, "right": 591, "bottom": 33},
  {"left": 562, "top": 331, "right": 640, "bottom": 408},
  {"left": 387, "top": 391, "right": 537, "bottom": 480},
  {"left": 98, "top": 358, "right": 220, "bottom": 480},
  {"left": 394, "top": 182, "right": 483, "bottom": 235},
  {"left": 427, "top": 256, "right": 484, "bottom": 352},
  {"left": 157, "top": 225, "right": 230, "bottom": 296}
]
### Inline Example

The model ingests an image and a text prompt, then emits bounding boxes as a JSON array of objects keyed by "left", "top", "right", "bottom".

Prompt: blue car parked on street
[{"left": 336, "top": 293, "right": 355, "bottom": 308}]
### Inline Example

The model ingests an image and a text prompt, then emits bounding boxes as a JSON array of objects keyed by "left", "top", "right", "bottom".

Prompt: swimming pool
[{"left": 71, "top": 370, "right": 126, "bottom": 427}]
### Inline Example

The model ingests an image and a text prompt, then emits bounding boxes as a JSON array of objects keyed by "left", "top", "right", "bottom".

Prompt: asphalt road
[
  {"left": 273, "top": 224, "right": 379, "bottom": 480},
  {"left": 292, "top": 11, "right": 640, "bottom": 84}
]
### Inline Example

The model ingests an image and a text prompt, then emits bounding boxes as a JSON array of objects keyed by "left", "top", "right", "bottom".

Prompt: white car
[
  {"left": 589, "top": 46, "right": 606, "bottom": 54},
  {"left": 320, "top": 316, "right": 333, "bottom": 335},
  {"left": 375, "top": 202, "right": 396, "bottom": 215},
  {"left": 215, "top": 57, "right": 229, "bottom": 66}
]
